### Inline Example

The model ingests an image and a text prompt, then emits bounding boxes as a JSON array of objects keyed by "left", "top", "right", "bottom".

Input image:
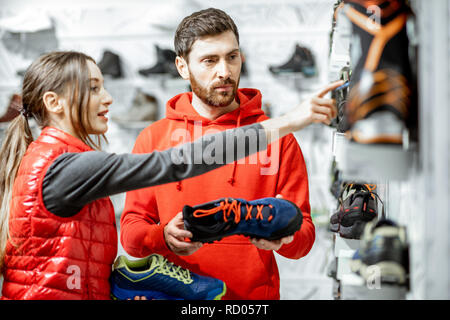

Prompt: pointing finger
[{"left": 317, "top": 80, "right": 345, "bottom": 98}]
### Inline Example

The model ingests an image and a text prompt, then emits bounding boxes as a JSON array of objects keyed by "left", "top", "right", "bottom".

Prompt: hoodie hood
[
  {"left": 166, "top": 88, "right": 266, "bottom": 190},
  {"left": 165, "top": 88, "right": 265, "bottom": 125}
]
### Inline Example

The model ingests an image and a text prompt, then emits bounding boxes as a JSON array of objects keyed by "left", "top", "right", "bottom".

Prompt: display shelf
[
  {"left": 340, "top": 274, "right": 408, "bottom": 300},
  {"left": 333, "top": 132, "right": 416, "bottom": 181},
  {"left": 334, "top": 234, "right": 360, "bottom": 281},
  {"left": 334, "top": 233, "right": 360, "bottom": 256}
]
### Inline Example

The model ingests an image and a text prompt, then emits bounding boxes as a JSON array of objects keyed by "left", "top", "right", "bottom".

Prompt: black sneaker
[
  {"left": 139, "top": 45, "right": 179, "bottom": 77},
  {"left": 98, "top": 50, "right": 123, "bottom": 78},
  {"left": 329, "top": 183, "right": 379, "bottom": 239},
  {"left": 269, "top": 44, "right": 317, "bottom": 77},
  {"left": 351, "top": 218, "right": 409, "bottom": 286},
  {"left": 183, "top": 197, "right": 302, "bottom": 243}
]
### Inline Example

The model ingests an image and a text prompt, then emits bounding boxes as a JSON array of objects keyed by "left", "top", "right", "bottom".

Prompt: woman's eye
[{"left": 91, "top": 86, "right": 100, "bottom": 93}]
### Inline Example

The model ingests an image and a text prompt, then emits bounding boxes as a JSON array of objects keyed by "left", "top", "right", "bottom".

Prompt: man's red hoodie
[{"left": 120, "top": 88, "right": 315, "bottom": 300}]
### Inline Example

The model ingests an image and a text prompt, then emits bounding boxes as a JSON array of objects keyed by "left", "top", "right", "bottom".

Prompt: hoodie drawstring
[
  {"left": 228, "top": 109, "right": 241, "bottom": 186},
  {"left": 177, "top": 116, "right": 189, "bottom": 191}
]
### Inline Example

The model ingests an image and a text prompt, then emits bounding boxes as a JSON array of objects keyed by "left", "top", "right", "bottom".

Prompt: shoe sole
[
  {"left": 192, "top": 199, "right": 303, "bottom": 243},
  {"left": 110, "top": 282, "right": 227, "bottom": 300},
  {"left": 329, "top": 220, "right": 372, "bottom": 239}
]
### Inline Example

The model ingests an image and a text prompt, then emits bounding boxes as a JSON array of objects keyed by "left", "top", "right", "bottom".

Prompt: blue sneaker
[
  {"left": 183, "top": 197, "right": 303, "bottom": 243},
  {"left": 110, "top": 254, "right": 226, "bottom": 300}
]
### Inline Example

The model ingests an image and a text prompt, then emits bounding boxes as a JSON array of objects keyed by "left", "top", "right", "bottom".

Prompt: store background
[{"left": 0, "top": 0, "right": 448, "bottom": 299}]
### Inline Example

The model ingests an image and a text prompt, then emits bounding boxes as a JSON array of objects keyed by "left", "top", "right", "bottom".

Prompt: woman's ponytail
[{"left": 0, "top": 114, "right": 33, "bottom": 274}]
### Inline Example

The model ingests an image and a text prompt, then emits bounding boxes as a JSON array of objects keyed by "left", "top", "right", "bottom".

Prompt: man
[{"left": 120, "top": 8, "right": 337, "bottom": 299}]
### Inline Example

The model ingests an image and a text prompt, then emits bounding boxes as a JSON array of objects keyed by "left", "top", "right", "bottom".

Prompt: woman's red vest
[{"left": 1, "top": 127, "right": 117, "bottom": 300}]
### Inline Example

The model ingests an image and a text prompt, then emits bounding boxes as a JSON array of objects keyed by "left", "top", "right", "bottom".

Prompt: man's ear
[
  {"left": 42, "top": 91, "right": 64, "bottom": 115},
  {"left": 175, "top": 56, "right": 190, "bottom": 80}
]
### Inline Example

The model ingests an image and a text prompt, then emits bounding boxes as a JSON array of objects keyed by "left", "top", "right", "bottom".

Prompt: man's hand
[
  {"left": 164, "top": 212, "right": 203, "bottom": 256},
  {"left": 249, "top": 194, "right": 295, "bottom": 251}
]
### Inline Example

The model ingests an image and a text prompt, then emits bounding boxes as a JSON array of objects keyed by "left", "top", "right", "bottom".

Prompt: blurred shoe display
[
  {"left": 269, "top": 44, "right": 317, "bottom": 77},
  {"left": 350, "top": 218, "right": 410, "bottom": 286},
  {"left": 98, "top": 50, "right": 123, "bottom": 79},
  {"left": 139, "top": 44, "right": 179, "bottom": 77},
  {"left": 111, "top": 89, "right": 158, "bottom": 123}
]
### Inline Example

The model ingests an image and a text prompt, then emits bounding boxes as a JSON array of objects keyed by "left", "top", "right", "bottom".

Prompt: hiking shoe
[
  {"left": 341, "top": 0, "right": 417, "bottom": 144},
  {"left": 329, "top": 183, "right": 379, "bottom": 239},
  {"left": 269, "top": 44, "right": 317, "bottom": 77},
  {"left": 98, "top": 50, "right": 123, "bottom": 78},
  {"left": 110, "top": 254, "right": 226, "bottom": 300},
  {"left": 138, "top": 44, "right": 179, "bottom": 77},
  {"left": 352, "top": 219, "right": 409, "bottom": 286},
  {"left": 183, "top": 197, "right": 303, "bottom": 243}
]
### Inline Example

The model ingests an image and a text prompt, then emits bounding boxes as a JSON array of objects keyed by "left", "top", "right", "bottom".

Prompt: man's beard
[{"left": 189, "top": 71, "right": 239, "bottom": 107}]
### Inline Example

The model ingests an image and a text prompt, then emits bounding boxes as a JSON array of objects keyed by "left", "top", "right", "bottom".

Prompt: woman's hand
[
  {"left": 260, "top": 80, "right": 344, "bottom": 143},
  {"left": 287, "top": 80, "right": 344, "bottom": 131}
]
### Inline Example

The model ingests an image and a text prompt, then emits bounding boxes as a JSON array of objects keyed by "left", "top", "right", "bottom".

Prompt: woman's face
[{"left": 85, "top": 60, "right": 113, "bottom": 135}]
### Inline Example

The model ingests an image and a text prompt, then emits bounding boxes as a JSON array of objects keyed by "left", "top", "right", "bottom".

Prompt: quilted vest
[{"left": 1, "top": 127, "right": 117, "bottom": 300}]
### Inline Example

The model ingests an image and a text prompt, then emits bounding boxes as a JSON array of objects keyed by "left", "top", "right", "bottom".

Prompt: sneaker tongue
[{"left": 148, "top": 254, "right": 162, "bottom": 270}]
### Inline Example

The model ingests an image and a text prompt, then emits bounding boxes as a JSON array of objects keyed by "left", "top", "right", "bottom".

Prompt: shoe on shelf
[
  {"left": 342, "top": 0, "right": 417, "bottom": 145},
  {"left": 110, "top": 254, "right": 226, "bottom": 300},
  {"left": 268, "top": 44, "right": 317, "bottom": 77},
  {"left": 329, "top": 183, "right": 379, "bottom": 239},
  {"left": 138, "top": 45, "right": 179, "bottom": 77},
  {"left": 98, "top": 50, "right": 123, "bottom": 79},
  {"left": 111, "top": 89, "right": 158, "bottom": 123},
  {"left": 350, "top": 218, "right": 409, "bottom": 286},
  {"left": 0, "top": 94, "right": 21, "bottom": 122},
  {"left": 183, "top": 197, "right": 303, "bottom": 243}
]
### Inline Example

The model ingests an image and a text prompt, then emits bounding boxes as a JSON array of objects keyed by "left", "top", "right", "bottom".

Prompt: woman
[{"left": 0, "top": 51, "right": 340, "bottom": 299}]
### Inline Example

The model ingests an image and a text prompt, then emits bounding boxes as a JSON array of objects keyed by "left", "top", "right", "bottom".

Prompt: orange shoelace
[{"left": 193, "top": 198, "right": 273, "bottom": 223}]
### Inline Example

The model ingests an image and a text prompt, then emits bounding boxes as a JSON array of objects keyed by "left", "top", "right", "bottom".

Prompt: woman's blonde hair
[{"left": 0, "top": 51, "right": 104, "bottom": 274}]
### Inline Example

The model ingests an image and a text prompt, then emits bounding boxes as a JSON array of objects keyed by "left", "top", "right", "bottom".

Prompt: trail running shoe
[
  {"left": 110, "top": 254, "right": 226, "bottom": 300},
  {"left": 329, "top": 183, "right": 379, "bottom": 239},
  {"left": 351, "top": 219, "right": 409, "bottom": 285},
  {"left": 183, "top": 197, "right": 303, "bottom": 243}
]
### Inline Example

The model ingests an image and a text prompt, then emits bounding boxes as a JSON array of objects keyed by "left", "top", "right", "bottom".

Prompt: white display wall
[{"left": 0, "top": 0, "right": 449, "bottom": 300}]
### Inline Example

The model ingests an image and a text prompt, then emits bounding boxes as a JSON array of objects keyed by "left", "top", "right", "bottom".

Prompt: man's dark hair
[{"left": 174, "top": 8, "right": 239, "bottom": 60}]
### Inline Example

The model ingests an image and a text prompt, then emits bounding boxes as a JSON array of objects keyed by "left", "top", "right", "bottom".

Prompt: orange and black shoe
[
  {"left": 338, "top": 0, "right": 417, "bottom": 144},
  {"left": 183, "top": 197, "right": 303, "bottom": 243},
  {"left": 329, "top": 183, "right": 380, "bottom": 239}
]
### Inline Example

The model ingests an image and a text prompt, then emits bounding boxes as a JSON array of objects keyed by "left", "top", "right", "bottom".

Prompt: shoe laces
[
  {"left": 193, "top": 198, "right": 273, "bottom": 224},
  {"left": 154, "top": 255, "right": 193, "bottom": 284},
  {"left": 337, "top": 184, "right": 384, "bottom": 230}
]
